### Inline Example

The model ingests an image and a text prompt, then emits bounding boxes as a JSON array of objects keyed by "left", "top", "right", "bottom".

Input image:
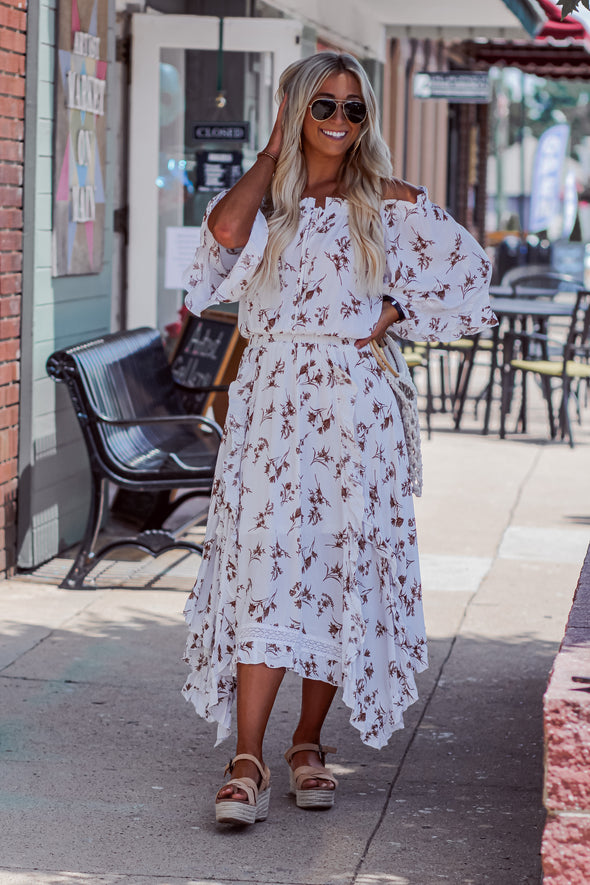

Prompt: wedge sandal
[
  {"left": 215, "top": 753, "right": 271, "bottom": 825},
  {"left": 284, "top": 742, "right": 338, "bottom": 809}
]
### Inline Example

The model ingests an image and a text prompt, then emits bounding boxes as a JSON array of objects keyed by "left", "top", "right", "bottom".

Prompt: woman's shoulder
[{"left": 381, "top": 178, "right": 423, "bottom": 204}]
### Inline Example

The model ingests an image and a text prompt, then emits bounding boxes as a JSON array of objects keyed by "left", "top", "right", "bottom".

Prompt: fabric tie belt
[{"left": 247, "top": 332, "right": 356, "bottom": 346}]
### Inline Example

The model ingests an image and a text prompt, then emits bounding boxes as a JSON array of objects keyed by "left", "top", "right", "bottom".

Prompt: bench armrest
[
  {"left": 83, "top": 403, "right": 223, "bottom": 441},
  {"left": 173, "top": 381, "right": 230, "bottom": 394}
]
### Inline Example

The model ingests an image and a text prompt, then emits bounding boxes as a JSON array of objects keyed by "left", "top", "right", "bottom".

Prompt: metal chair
[
  {"left": 500, "top": 290, "right": 590, "bottom": 446},
  {"left": 506, "top": 270, "right": 583, "bottom": 300}
]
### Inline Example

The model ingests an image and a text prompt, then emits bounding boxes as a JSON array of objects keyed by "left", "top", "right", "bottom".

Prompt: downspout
[{"left": 402, "top": 38, "right": 417, "bottom": 181}]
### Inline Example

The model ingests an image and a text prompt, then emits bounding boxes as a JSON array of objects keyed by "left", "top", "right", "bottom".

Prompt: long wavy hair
[{"left": 249, "top": 52, "right": 393, "bottom": 298}]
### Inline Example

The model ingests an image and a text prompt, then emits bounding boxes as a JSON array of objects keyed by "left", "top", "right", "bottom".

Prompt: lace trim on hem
[{"left": 235, "top": 624, "right": 341, "bottom": 659}]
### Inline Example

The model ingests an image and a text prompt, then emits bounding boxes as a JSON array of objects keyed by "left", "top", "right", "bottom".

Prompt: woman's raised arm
[{"left": 208, "top": 95, "right": 287, "bottom": 249}]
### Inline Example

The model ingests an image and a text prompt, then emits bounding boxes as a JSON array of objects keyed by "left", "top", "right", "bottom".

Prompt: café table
[{"left": 478, "top": 296, "right": 574, "bottom": 435}]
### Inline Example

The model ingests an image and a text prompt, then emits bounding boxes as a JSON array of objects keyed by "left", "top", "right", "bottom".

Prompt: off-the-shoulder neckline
[{"left": 299, "top": 187, "right": 427, "bottom": 209}]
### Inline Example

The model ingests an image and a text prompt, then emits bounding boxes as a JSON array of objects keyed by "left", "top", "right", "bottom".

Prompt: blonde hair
[{"left": 250, "top": 52, "right": 393, "bottom": 297}]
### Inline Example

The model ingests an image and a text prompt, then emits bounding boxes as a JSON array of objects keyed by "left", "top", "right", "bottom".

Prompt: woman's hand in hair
[
  {"left": 355, "top": 301, "right": 401, "bottom": 349},
  {"left": 263, "top": 93, "right": 288, "bottom": 159},
  {"left": 207, "top": 96, "right": 289, "bottom": 249}
]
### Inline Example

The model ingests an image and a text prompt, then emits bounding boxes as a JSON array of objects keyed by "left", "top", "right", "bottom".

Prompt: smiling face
[{"left": 301, "top": 70, "right": 364, "bottom": 160}]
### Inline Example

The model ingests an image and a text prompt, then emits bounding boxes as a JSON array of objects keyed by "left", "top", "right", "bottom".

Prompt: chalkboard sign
[{"left": 170, "top": 309, "right": 245, "bottom": 423}]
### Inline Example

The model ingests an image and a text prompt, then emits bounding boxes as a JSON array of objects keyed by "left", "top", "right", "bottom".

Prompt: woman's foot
[
  {"left": 216, "top": 757, "right": 263, "bottom": 802},
  {"left": 215, "top": 753, "right": 271, "bottom": 824},
  {"left": 284, "top": 742, "right": 338, "bottom": 808}
]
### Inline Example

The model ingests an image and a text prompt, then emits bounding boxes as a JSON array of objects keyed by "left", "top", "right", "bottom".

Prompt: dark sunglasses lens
[
  {"left": 344, "top": 102, "right": 367, "bottom": 124},
  {"left": 310, "top": 99, "right": 337, "bottom": 121}
]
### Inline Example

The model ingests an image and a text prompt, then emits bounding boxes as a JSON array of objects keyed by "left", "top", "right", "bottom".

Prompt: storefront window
[{"left": 156, "top": 48, "right": 273, "bottom": 337}]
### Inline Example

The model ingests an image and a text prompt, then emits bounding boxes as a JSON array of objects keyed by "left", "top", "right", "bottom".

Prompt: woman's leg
[
  {"left": 289, "top": 678, "right": 338, "bottom": 790},
  {"left": 217, "top": 662, "right": 285, "bottom": 802}
]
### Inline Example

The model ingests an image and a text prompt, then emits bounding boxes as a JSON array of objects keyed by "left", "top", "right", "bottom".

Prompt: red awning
[
  {"left": 536, "top": 0, "right": 587, "bottom": 39},
  {"left": 462, "top": 1, "right": 590, "bottom": 79}
]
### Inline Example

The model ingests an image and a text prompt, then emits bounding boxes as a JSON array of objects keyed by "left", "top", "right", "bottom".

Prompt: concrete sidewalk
[{"left": 2, "top": 397, "right": 590, "bottom": 885}]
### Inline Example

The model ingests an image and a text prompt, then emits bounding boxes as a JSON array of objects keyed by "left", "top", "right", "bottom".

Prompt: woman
[{"left": 182, "top": 51, "right": 496, "bottom": 825}]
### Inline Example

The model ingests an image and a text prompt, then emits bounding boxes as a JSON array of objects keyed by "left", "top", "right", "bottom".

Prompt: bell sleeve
[
  {"left": 183, "top": 190, "right": 269, "bottom": 317},
  {"left": 383, "top": 190, "right": 497, "bottom": 342}
]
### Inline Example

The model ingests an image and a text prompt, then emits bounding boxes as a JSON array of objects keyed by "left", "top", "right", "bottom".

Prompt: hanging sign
[
  {"left": 52, "top": 0, "right": 108, "bottom": 276},
  {"left": 529, "top": 124, "right": 570, "bottom": 233},
  {"left": 193, "top": 122, "right": 250, "bottom": 142},
  {"left": 413, "top": 71, "right": 490, "bottom": 104}
]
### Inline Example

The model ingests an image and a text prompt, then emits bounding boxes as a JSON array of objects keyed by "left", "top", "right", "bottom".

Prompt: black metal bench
[{"left": 46, "top": 327, "right": 223, "bottom": 589}]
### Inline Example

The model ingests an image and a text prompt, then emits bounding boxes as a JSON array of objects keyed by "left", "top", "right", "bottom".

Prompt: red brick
[
  {"left": 0, "top": 119, "right": 23, "bottom": 140},
  {"left": 0, "top": 317, "right": 19, "bottom": 339},
  {"left": 0, "top": 0, "right": 27, "bottom": 9},
  {"left": 0, "top": 184, "right": 22, "bottom": 207},
  {"left": 0, "top": 361, "right": 17, "bottom": 384},
  {"left": 0, "top": 381, "right": 18, "bottom": 403},
  {"left": 0, "top": 273, "right": 21, "bottom": 295},
  {"left": 0, "top": 253, "right": 21, "bottom": 273},
  {"left": 0, "top": 163, "right": 22, "bottom": 186},
  {"left": 0, "top": 295, "right": 20, "bottom": 316},
  {"left": 0, "top": 95, "right": 23, "bottom": 118},
  {"left": 0, "top": 141, "right": 22, "bottom": 163},
  {"left": 0, "top": 48, "right": 25, "bottom": 75},
  {"left": 0, "top": 494, "right": 18, "bottom": 531},
  {"left": 1, "top": 476, "right": 17, "bottom": 496},
  {"left": 0, "top": 459, "right": 17, "bottom": 483},
  {"left": 0, "top": 73, "right": 24, "bottom": 97},
  {"left": 0, "top": 479, "right": 17, "bottom": 508},
  {"left": 0, "top": 29, "right": 25, "bottom": 55},
  {"left": 0, "top": 425, "right": 17, "bottom": 460},
  {"left": 0, "top": 230, "right": 21, "bottom": 250},
  {"left": 0, "top": 338, "right": 18, "bottom": 360},
  {"left": 0, "top": 7, "right": 26, "bottom": 30},
  {"left": 0, "top": 207, "right": 21, "bottom": 228},
  {"left": 0, "top": 404, "right": 18, "bottom": 428}
]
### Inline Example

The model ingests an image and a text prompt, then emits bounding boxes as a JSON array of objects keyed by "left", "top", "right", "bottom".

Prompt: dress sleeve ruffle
[
  {"left": 382, "top": 189, "right": 497, "bottom": 342},
  {"left": 183, "top": 190, "right": 269, "bottom": 317}
]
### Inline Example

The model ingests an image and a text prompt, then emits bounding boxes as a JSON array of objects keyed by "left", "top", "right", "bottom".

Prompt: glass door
[{"left": 128, "top": 14, "right": 302, "bottom": 334}]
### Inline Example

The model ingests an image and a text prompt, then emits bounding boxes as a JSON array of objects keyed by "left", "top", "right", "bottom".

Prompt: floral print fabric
[{"left": 182, "top": 189, "right": 494, "bottom": 749}]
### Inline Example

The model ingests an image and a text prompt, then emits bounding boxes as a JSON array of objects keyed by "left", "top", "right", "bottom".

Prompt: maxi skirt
[{"left": 183, "top": 332, "right": 428, "bottom": 749}]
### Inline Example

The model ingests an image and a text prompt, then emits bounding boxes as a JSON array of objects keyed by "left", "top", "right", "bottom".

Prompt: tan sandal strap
[
  {"left": 224, "top": 754, "right": 270, "bottom": 790},
  {"left": 284, "top": 743, "right": 337, "bottom": 766},
  {"left": 292, "top": 765, "right": 339, "bottom": 790},
  {"left": 228, "top": 776, "right": 257, "bottom": 803}
]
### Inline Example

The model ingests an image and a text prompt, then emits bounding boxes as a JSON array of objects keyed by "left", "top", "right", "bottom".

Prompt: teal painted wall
[{"left": 18, "top": 0, "right": 115, "bottom": 567}]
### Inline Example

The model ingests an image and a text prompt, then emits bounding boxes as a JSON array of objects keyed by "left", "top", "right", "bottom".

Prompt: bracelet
[
  {"left": 382, "top": 295, "right": 405, "bottom": 321},
  {"left": 257, "top": 149, "right": 279, "bottom": 164}
]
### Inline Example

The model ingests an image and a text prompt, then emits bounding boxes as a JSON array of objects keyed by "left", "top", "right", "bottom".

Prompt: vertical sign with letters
[{"left": 52, "top": 0, "right": 108, "bottom": 276}]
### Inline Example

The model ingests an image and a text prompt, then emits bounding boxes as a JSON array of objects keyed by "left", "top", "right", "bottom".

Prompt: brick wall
[
  {"left": 542, "top": 546, "right": 590, "bottom": 884},
  {"left": 0, "top": 0, "right": 25, "bottom": 575}
]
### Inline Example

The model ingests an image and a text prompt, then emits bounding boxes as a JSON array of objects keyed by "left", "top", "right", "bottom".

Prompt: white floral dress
[{"left": 182, "top": 189, "right": 495, "bottom": 749}]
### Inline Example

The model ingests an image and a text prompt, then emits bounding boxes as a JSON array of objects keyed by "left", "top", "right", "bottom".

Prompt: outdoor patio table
[{"left": 481, "top": 297, "right": 575, "bottom": 434}]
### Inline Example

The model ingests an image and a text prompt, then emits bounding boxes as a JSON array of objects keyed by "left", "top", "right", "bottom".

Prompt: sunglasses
[{"left": 308, "top": 98, "right": 367, "bottom": 125}]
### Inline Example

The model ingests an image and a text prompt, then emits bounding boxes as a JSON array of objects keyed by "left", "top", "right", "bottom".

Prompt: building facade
[
  {"left": 1, "top": 0, "right": 543, "bottom": 576},
  {"left": 0, "top": 0, "right": 26, "bottom": 574}
]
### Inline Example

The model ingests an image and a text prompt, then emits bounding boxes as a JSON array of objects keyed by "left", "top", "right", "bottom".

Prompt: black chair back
[{"left": 509, "top": 271, "right": 583, "bottom": 300}]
